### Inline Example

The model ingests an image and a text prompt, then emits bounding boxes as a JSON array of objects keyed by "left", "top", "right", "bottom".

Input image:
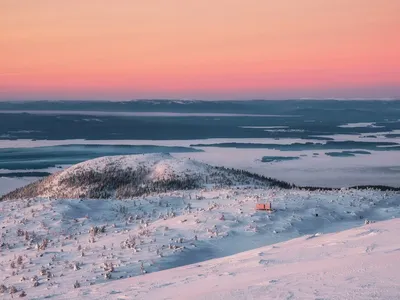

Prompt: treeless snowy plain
[{"left": 0, "top": 154, "right": 399, "bottom": 299}]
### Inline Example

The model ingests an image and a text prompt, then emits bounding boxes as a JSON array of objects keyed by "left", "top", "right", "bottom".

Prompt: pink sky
[{"left": 1, "top": 0, "right": 400, "bottom": 100}]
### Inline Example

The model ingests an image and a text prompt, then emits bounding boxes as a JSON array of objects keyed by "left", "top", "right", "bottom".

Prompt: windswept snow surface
[
  {"left": 0, "top": 183, "right": 399, "bottom": 299},
  {"left": 68, "top": 218, "right": 400, "bottom": 300},
  {"left": 1, "top": 155, "right": 400, "bottom": 299}
]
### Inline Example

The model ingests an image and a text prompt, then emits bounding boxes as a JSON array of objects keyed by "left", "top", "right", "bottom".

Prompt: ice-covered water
[{"left": 0, "top": 100, "right": 399, "bottom": 192}]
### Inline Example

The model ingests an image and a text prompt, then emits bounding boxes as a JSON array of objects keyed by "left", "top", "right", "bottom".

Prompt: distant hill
[{"left": 1, "top": 153, "right": 291, "bottom": 200}]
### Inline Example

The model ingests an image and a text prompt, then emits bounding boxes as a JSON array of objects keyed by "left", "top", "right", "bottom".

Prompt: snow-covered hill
[{"left": 1, "top": 153, "right": 288, "bottom": 200}]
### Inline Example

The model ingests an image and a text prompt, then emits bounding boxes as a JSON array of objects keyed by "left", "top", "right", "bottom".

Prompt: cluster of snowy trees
[{"left": 212, "top": 166, "right": 295, "bottom": 189}]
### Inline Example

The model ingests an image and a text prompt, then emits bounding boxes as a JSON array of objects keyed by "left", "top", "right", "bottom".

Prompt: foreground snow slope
[
  {"left": 66, "top": 218, "right": 400, "bottom": 300},
  {"left": 0, "top": 185, "right": 399, "bottom": 299}
]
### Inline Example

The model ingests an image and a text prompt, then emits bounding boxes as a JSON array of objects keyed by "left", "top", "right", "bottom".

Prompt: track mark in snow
[
  {"left": 219, "top": 272, "right": 235, "bottom": 276},
  {"left": 353, "top": 228, "right": 385, "bottom": 238},
  {"left": 257, "top": 251, "right": 273, "bottom": 257},
  {"left": 285, "top": 291, "right": 295, "bottom": 299},
  {"left": 258, "top": 259, "right": 277, "bottom": 266},
  {"left": 365, "top": 243, "right": 377, "bottom": 254},
  {"left": 385, "top": 248, "right": 400, "bottom": 253},
  {"left": 150, "top": 282, "right": 174, "bottom": 289},
  {"left": 269, "top": 279, "right": 278, "bottom": 284}
]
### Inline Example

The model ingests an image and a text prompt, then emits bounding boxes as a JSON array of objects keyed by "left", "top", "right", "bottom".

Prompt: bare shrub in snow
[
  {"left": 140, "top": 262, "right": 147, "bottom": 274},
  {"left": 9, "top": 285, "right": 18, "bottom": 295},
  {"left": 121, "top": 235, "right": 136, "bottom": 249},
  {"left": 39, "top": 267, "right": 47, "bottom": 276},
  {"left": 102, "top": 262, "right": 114, "bottom": 272},
  {"left": 73, "top": 262, "right": 80, "bottom": 271},
  {"left": 38, "top": 239, "right": 48, "bottom": 250},
  {"left": 89, "top": 225, "right": 106, "bottom": 237}
]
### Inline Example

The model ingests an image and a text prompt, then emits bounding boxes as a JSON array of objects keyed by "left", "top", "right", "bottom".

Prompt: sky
[{"left": 1, "top": 0, "right": 400, "bottom": 100}]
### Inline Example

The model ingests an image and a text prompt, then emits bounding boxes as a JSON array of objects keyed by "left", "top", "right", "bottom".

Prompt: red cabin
[{"left": 256, "top": 202, "right": 272, "bottom": 211}]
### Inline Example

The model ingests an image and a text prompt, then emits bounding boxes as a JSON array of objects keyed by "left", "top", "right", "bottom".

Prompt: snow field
[{"left": 1, "top": 185, "right": 399, "bottom": 299}]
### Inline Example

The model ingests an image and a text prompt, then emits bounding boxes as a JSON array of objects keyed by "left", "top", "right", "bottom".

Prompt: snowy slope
[
  {"left": 0, "top": 184, "right": 399, "bottom": 299},
  {"left": 70, "top": 218, "right": 400, "bottom": 300},
  {"left": 1, "top": 153, "right": 282, "bottom": 200},
  {"left": 1, "top": 154, "right": 400, "bottom": 299}
]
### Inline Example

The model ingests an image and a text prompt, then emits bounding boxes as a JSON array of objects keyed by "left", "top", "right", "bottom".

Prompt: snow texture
[{"left": 0, "top": 154, "right": 399, "bottom": 299}]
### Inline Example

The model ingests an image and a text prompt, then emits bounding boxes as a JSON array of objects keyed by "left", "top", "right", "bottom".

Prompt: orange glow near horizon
[{"left": 1, "top": 0, "right": 400, "bottom": 100}]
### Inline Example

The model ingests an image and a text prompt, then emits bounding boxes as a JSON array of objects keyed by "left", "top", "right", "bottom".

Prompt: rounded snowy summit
[{"left": 2, "top": 153, "right": 279, "bottom": 200}]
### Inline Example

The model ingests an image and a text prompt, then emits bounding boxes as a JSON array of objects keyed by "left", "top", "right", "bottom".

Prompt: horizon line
[{"left": 1, "top": 98, "right": 400, "bottom": 102}]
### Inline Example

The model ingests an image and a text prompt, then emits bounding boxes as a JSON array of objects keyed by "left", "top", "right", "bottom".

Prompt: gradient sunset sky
[{"left": 1, "top": 0, "right": 400, "bottom": 100}]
